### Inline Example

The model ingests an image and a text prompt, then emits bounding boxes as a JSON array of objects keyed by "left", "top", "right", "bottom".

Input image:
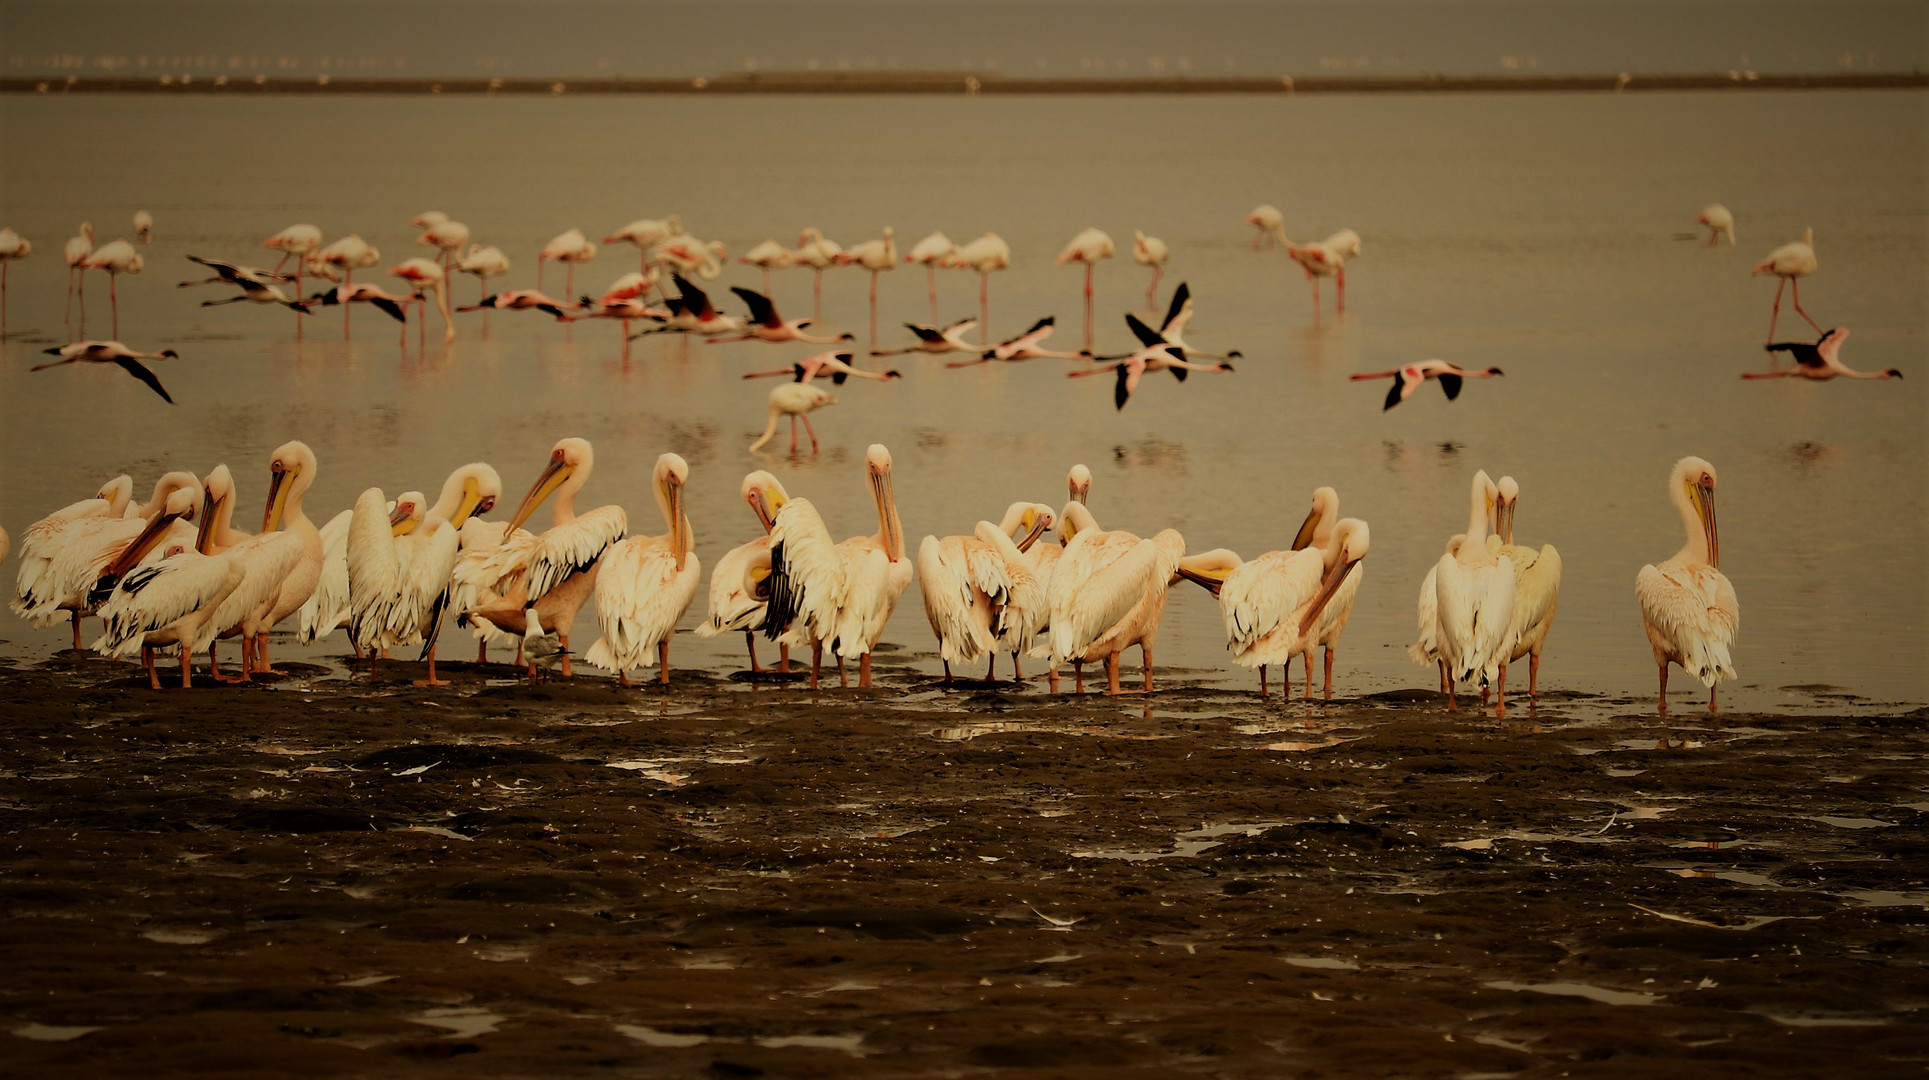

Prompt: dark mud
[{"left": 2, "top": 650, "right": 1925, "bottom": 1077}]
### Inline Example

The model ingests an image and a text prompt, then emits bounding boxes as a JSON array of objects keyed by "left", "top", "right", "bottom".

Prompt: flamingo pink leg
[
  {"left": 1082, "top": 263, "right": 1095, "bottom": 353},
  {"left": 926, "top": 265, "right": 938, "bottom": 324},
  {"left": 868, "top": 270, "right": 879, "bottom": 359},
  {"left": 801, "top": 413, "right": 820, "bottom": 453},
  {"left": 812, "top": 269, "right": 823, "bottom": 323},
  {"left": 1766, "top": 277, "right": 1786, "bottom": 343},
  {"left": 1336, "top": 267, "right": 1346, "bottom": 315},
  {"left": 1789, "top": 278, "right": 1822, "bottom": 335},
  {"left": 342, "top": 269, "right": 353, "bottom": 338},
  {"left": 979, "top": 272, "right": 990, "bottom": 345}
]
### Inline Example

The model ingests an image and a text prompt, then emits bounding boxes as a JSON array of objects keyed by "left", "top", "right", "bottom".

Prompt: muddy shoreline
[{"left": 2, "top": 651, "right": 1924, "bottom": 1076}]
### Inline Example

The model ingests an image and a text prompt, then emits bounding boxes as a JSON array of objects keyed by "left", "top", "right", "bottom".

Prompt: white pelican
[
  {"left": 1434, "top": 471, "right": 1517, "bottom": 710},
  {"left": 738, "top": 238, "right": 794, "bottom": 295},
  {"left": 90, "top": 488, "right": 242, "bottom": 688},
  {"left": 763, "top": 444, "right": 913, "bottom": 689},
  {"left": 697, "top": 471, "right": 792, "bottom": 673},
  {"left": 712, "top": 287, "right": 855, "bottom": 346},
  {"left": 1636, "top": 456, "right": 1738, "bottom": 713},
  {"left": 1752, "top": 227, "right": 1819, "bottom": 343},
  {"left": 464, "top": 438, "right": 628, "bottom": 678},
  {"left": 902, "top": 230, "right": 956, "bottom": 323},
  {"left": 450, "top": 511, "right": 539, "bottom": 666},
  {"left": 585, "top": 454, "right": 701, "bottom": 686},
  {"left": 1747, "top": 328, "right": 1903, "bottom": 381},
  {"left": 537, "top": 227, "right": 596, "bottom": 296},
  {"left": 1407, "top": 534, "right": 1466, "bottom": 694},
  {"left": 1350, "top": 359, "right": 1504, "bottom": 412},
  {"left": 1285, "top": 228, "right": 1360, "bottom": 317},
  {"left": 949, "top": 317, "right": 1090, "bottom": 367},
  {"left": 1046, "top": 502, "right": 1185, "bottom": 695},
  {"left": 1245, "top": 205, "right": 1286, "bottom": 250},
  {"left": 1292, "top": 487, "right": 1369, "bottom": 699},
  {"left": 918, "top": 503, "right": 1053, "bottom": 682},
  {"left": 14, "top": 474, "right": 198, "bottom": 649},
  {"left": 194, "top": 461, "right": 309, "bottom": 683},
  {"left": 0, "top": 225, "right": 30, "bottom": 335},
  {"left": 12, "top": 475, "right": 136, "bottom": 645},
  {"left": 874, "top": 318, "right": 980, "bottom": 357},
  {"left": 133, "top": 209, "right": 153, "bottom": 243},
  {"left": 1015, "top": 469, "right": 1092, "bottom": 688},
  {"left": 347, "top": 487, "right": 460, "bottom": 684},
  {"left": 1132, "top": 231, "right": 1169, "bottom": 309},
  {"left": 1068, "top": 464, "right": 1092, "bottom": 505},
  {"left": 749, "top": 382, "right": 837, "bottom": 454},
  {"left": 1491, "top": 476, "right": 1563, "bottom": 697},
  {"left": 941, "top": 233, "right": 1011, "bottom": 344},
  {"left": 791, "top": 227, "right": 843, "bottom": 321},
  {"left": 1056, "top": 227, "right": 1115, "bottom": 353},
  {"left": 606, "top": 215, "right": 683, "bottom": 272},
  {"left": 34, "top": 341, "right": 177, "bottom": 403},
  {"left": 64, "top": 221, "right": 95, "bottom": 326},
  {"left": 245, "top": 441, "right": 326, "bottom": 676},
  {"left": 1175, "top": 519, "right": 1369, "bottom": 698},
  {"left": 1695, "top": 204, "right": 1735, "bottom": 246},
  {"left": 833, "top": 226, "right": 896, "bottom": 353}
]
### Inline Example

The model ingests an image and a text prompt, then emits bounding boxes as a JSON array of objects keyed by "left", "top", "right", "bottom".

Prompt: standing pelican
[
  {"left": 918, "top": 503, "right": 1053, "bottom": 682},
  {"left": 14, "top": 474, "right": 198, "bottom": 649},
  {"left": 1407, "top": 534, "right": 1466, "bottom": 694},
  {"left": 1293, "top": 487, "right": 1368, "bottom": 699},
  {"left": 834, "top": 226, "right": 896, "bottom": 355},
  {"left": 464, "top": 439, "right": 628, "bottom": 678},
  {"left": 903, "top": 230, "right": 956, "bottom": 323},
  {"left": 697, "top": 471, "right": 792, "bottom": 673},
  {"left": 763, "top": 444, "right": 913, "bottom": 689},
  {"left": 1752, "top": 227, "right": 1819, "bottom": 343},
  {"left": 1491, "top": 476, "right": 1563, "bottom": 696},
  {"left": 245, "top": 441, "right": 326, "bottom": 676},
  {"left": 1056, "top": 227, "right": 1115, "bottom": 353},
  {"left": 1636, "top": 457, "right": 1738, "bottom": 713},
  {"left": 1245, "top": 205, "right": 1287, "bottom": 249},
  {"left": 749, "top": 382, "right": 837, "bottom": 454},
  {"left": 1131, "top": 231, "right": 1169, "bottom": 309},
  {"left": 299, "top": 493, "right": 403, "bottom": 657},
  {"left": 12, "top": 475, "right": 136, "bottom": 647},
  {"left": 1434, "top": 471, "right": 1517, "bottom": 710},
  {"left": 1695, "top": 204, "right": 1735, "bottom": 246},
  {"left": 538, "top": 227, "right": 597, "bottom": 296},
  {"left": 942, "top": 233, "right": 1011, "bottom": 344},
  {"left": 90, "top": 488, "right": 244, "bottom": 689},
  {"left": 1046, "top": 503, "right": 1185, "bottom": 695},
  {"left": 194, "top": 460, "right": 312, "bottom": 682},
  {"left": 1175, "top": 520, "right": 1369, "bottom": 698},
  {"left": 585, "top": 454, "right": 701, "bottom": 686},
  {"left": 347, "top": 489, "right": 441, "bottom": 681},
  {"left": 0, "top": 225, "right": 30, "bottom": 337}
]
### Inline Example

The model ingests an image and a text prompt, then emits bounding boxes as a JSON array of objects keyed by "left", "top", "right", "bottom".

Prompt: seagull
[
  {"left": 35, "top": 341, "right": 177, "bottom": 403},
  {"left": 1745, "top": 328, "right": 1901, "bottom": 381},
  {"left": 1350, "top": 359, "right": 1503, "bottom": 411}
]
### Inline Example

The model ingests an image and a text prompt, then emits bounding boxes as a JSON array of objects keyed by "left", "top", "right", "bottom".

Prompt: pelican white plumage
[
  {"left": 1694, "top": 204, "right": 1735, "bottom": 246},
  {"left": 1131, "top": 231, "right": 1169, "bottom": 308},
  {"left": 1245, "top": 205, "right": 1286, "bottom": 250},
  {"left": 697, "top": 471, "right": 792, "bottom": 673},
  {"left": 0, "top": 225, "right": 31, "bottom": 336},
  {"left": 942, "top": 233, "right": 1011, "bottom": 344},
  {"left": 1046, "top": 502, "right": 1185, "bottom": 695},
  {"left": 538, "top": 227, "right": 596, "bottom": 296},
  {"left": 90, "top": 488, "right": 244, "bottom": 688},
  {"left": 298, "top": 498, "right": 390, "bottom": 656},
  {"left": 1288, "top": 486, "right": 1369, "bottom": 699},
  {"left": 1408, "top": 534, "right": 1466, "bottom": 694},
  {"left": 1636, "top": 456, "right": 1738, "bottom": 713},
  {"left": 763, "top": 444, "right": 913, "bottom": 689},
  {"left": 918, "top": 502, "right": 1053, "bottom": 682},
  {"left": 903, "top": 230, "right": 957, "bottom": 323},
  {"left": 194, "top": 460, "right": 311, "bottom": 683},
  {"left": 1488, "top": 476, "right": 1562, "bottom": 697},
  {"left": 464, "top": 438, "right": 628, "bottom": 678},
  {"left": 1174, "top": 519, "right": 1369, "bottom": 698},
  {"left": 15, "top": 474, "right": 198, "bottom": 649},
  {"left": 834, "top": 226, "right": 896, "bottom": 353},
  {"left": 749, "top": 382, "right": 837, "bottom": 454},
  {"left": 585, "top": 454, "right": 700, "bottom": 686},
  {"left": 346, "top": 487, "right": 463, "bottom": 685},
  {"left": 1434, "top": 471, "right": 1517, "bottom": 710},
  {"left": 1056, "top": 227, "right": 1115, "bottom": 352},
  {"left": 12, "top": 475, "right": 137, "bottom": 647},
  {"left": 242, "top": 441, "right": 326, "bottom": 676},
  {"left": 1751, "top": 226, "right": 1819, "bottom": 343}
]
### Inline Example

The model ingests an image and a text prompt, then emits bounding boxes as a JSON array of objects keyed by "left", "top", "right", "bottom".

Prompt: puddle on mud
[
  {"left": 13, "top": 1023, "right": 102, "bottom": 1042},
  {"left": 615, "top": 1024, "right": 709, "bottom": 1047},
  {"left": 409, "top": 1007, "right": 504, "bottom": 1039},
  {"left": 140, "top": 929, "right": 219, "bottom": 945},
  {"left": 1487, "top": 980, "right": 1660, "bottom": 1006},
  {"left": 1284, "top": 956, "right": 1360, "bottom": 970},
  {"left": 1075, "top": 821, "right": 1289, "bottom": 861}
]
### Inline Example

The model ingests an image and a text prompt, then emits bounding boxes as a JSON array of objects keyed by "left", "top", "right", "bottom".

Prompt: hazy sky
[{"left": 3, "top": 1, "right": 1922, "bottom": 80}]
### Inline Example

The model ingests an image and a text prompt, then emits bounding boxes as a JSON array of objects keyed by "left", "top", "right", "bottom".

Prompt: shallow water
[{"left": 0, "top": 90, "right": 1922, "bottom": 707}]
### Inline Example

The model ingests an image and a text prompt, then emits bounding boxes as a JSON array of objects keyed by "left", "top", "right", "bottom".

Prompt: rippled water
[{"left": 1, "top": 91, "right": 1922, "bottom": 707}]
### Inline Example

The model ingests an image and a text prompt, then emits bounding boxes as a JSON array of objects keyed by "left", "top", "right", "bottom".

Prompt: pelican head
[
  {"left": 94, "top": 486, "right": 200, "bottom": 601},
  {"left": 997, "top": 502, "right": 1055, "bottom": 552},
  {"left": 1067, "top": 463, "right": 1092, "bottom": 505},
  {"left": 436, "top": 463, "right": 502, "bottom": 525},
  {"left": 198, "top": 465, "right": 234, "bottom": 553},
  {"left": 97, "top": 475, "right": 136, "bottom": 514},
  {"left": 1292, "top": 486, "right": 1339, "bottom": 551},
  {"left": 146, "top": 471, "right": 201, "bottom": 516},
  {"left": 1174, "top": 548, "right": 1243, "bottom": 596},
  {"left": 1673, "top": 456, "right": 1719, "bottom": 569},
  {"left": 1058, "top": 501, "right": 1100, "bottom": 545},
  {"left": 262, "top": 440, "right": 317, "bottom": 533},
  {"left": 742, "top": 470, "right": 787, "bottom": 532},
  {"left": 390, "top": 492, "right": 426, "bottom": 536},
  {"left": 508, "top": 437, "right": 593, "bottom": 534},
  {"left": 1495, "top": 476, "right": 1520, "bottom": 545},
  {"left": 1299, "top": 519, "right": 1370, "bottom": 635},
  {"left": 653, "top": 453, "right": 692, "bottom": 568},
  {"left": 864, "top": 443, "right": 904, "bottom": 561}
]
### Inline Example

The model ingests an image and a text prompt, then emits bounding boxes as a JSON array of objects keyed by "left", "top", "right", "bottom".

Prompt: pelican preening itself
[
  {"left": 698, "top": 471, "right": 792, "bottom": 674},
  {"left": 90, "top": 487, "right": 243, "bottom": 689},
  {"left": 1045, "top": 502, "right": 1185, "bottom": 695},
  {"left": 918, "top": 502, "right": 1053, "bottom": 682},
  {"left": 13, "top": 473, "right": 200, "bottom": 651},
  {"left": 1752, "top": 226, "right": 1820, "bottom": 343},
  {"left": 763, "top": 444, "right": 913, "bottom": 689},
  {"left": 1636, "top": 457, "right": 1738, "bottom": 713},
  {"left": 1747, "top": 328, "right": 1902, "bottom": 381},
  {"left": 35, "top": 341, "right": 178, "bottom": 403},
  {"left": 1431, "top": 471, "right": 1517, "bottom": 711},
  {"left": 345, "top": 464, "right": 499, "bottom": 684},
  {"left": 1491, "top": 477, "right": 1562, "bottom": 697},
  {"left": 1351, "top": 359, "right": 1503, "bottom": 411},
  {"left": 1694, "top": 204, "right": 1735, "bottom": 246},
  {"left": 585, "top": 454, "right": 701, "bottom": 686}
]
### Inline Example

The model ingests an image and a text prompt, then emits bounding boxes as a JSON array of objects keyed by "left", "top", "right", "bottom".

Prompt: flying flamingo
[
  {"left": 1752, "top": 226, "right": 1819, "bottom": 343},
  {"left": 457, "top": 290, "right": 575, "bottom": 320},
  {"left": 903, "top": 230, "right": 956, "bottom": 324},
  {"left": 1745, "top": 328, "right": 1902, "bottom": 381},
  {"left": 1056, "top": 227, "right": 1115, "bottom": 353},
  {"left": 1132, "top": 231, "right": 1169, "bottom": 309},
  {"left": 873, "top": 318, "right": 980, "bottom": 357},
  {"left": 949, "top": 316, "right": 1090, "bottom": 366},
  {"left": 606, "top": 215, "right": 683, "bottom": 273},
  {"left": 34, "top": 341, "right": 178, "bottom": 403},
  {"left": 64, "top": 222, "right": 95, "bottom": 329},
  {"left": 132, "top": 210, "right": 153, "bottom": 244},
  {"left": 538, "top": 228, "right": 596, "bottom": 296},
  {"left": 742, "top": 349, "right": 903, "bottom": 385},
  {"left": 1694, "top": 204, "right": 1734, "bottom": 246},
  {"left": 833, "top": 226, "right": 897, "bottom": 355},
  {"left": 1245, "top": 205, "right": 1286, "bottom": 249},
  {"left": 1635, "top": 457, "right": 1737, "bottom": 713},
  {"left": 632, "top": 274, "right": 741, "bottom": 338},
  {"left": 1286, "top": 229, "right": 1361, "bottom": 318},
  {"left": 942, "top": 233, "right": 1011, "bottom": 345},
  {"left": 738, "top": 239, "right": 793, "bottom": 295},
  {"left": 82, "top": 238, "right": 143, "bottom": 339},
  {"left": 186, "top": 256, "right": 309, "bottom": 314},
  {"left": 311, "top": 235, "right": 380, "bottom": 337},
  {"left": 1350, "top": 359, "right": 1503, "bottom": 411},
  {"left": 0, "top": 226, "right": 29, "bottom": 337},
  {"left": 713, "top": 287, "right": 856, "bottom": 345},
  {"left": 791, "top": 228, "right": 842, "bottom": 322}
]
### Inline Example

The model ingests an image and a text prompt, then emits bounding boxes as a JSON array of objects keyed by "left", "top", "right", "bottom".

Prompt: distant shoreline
[{"left": 4, "top": 71, "right": 1925, "bottom": 95}]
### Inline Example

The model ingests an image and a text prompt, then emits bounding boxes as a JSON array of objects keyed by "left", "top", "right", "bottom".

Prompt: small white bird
[
  {"left": 585, "top": 454, "right": 701, "bottom": 686},
  {"left": 1635, "top": 456, "right": 1738, "bottom": 713}
]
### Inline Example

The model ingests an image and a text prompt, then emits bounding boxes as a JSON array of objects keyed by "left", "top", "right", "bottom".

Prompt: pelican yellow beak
[
  {"left": 750, "top": 485, "right": 782, "bottom": 533},
  {"left": 747, "top": 562, "right": 773, "bottom": 601},
  {"left": 1175, "top": 562, "right": 1232, "bottom": 596},
  {"left": 1016, "top": 509, "right": 1053, "bottom": 553},
  {"left": 1298, "top": 555, "right": 1362, "bottom": 636},
  {"left": 262, "top": 462, "right": 291, "bottom": 533},
  {"left": 1692, "top": 479, "right": 1718, "bottom": 569},
  {"left": 452, "top": 476, "right": 488, "bottom": 525},
  {"left": 507, "top": 453, "right": 572, "bottom": 535},
  {"left": 1290, "top": 503, "right": 1323, "bottom": 551},
  {"left": 389, "top": 502, "right": 419, "bottom": 537},
  {"left": 869, "top": 467, "right": 902, "bottom": 562},
  {"left": 196, "top": 488, "right": 223, "bottom": 554},
  {"left": 1496, "top": 498, "right": 1516, "bottom": 547},
  {"left": 100, "top": 507, "right": 187, "bottom": 587},
  {"left": 666, "top": 472, "right": 688, "bottom": 571}
]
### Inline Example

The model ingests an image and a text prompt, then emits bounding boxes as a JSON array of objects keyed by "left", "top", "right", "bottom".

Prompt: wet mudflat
[{"left": 1, "top": 653, "right": 1925, "bottom": 1077}]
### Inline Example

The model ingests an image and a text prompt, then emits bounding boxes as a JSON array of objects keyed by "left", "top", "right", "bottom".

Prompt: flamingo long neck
[{"left": 1672, "top": 479, "right": 1708, "bottom": 565}]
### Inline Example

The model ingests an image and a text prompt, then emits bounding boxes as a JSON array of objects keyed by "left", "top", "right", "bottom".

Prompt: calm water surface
[{"left": 1, "top": 92, "right": 1922, "bottom": 709}]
